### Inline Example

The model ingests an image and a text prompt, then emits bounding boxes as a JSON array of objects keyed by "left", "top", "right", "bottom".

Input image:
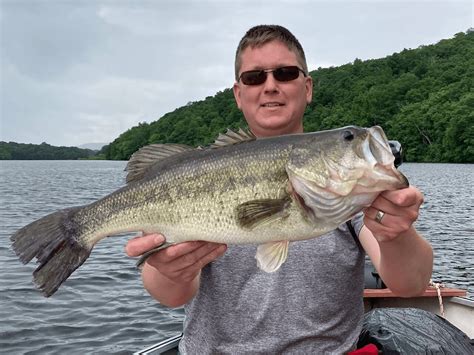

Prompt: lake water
[{"left": 0, "top": 160, "right": 472, "bottom": 354}]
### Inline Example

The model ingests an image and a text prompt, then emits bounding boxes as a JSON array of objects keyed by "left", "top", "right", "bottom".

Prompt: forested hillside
[
  {"left": 304, "top": 31, "right": 473, "bottom": 163},
  {"left": 104, "top": 31, "right": 472, "bottom": 163},
  {"left": 0, "top": 142, "right": 97, "bottom": 160}
]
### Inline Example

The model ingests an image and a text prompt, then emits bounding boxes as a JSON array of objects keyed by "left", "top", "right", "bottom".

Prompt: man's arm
[
  {"left": 360, "top": 186, "right": 434, "bottom": 297},
  {"left": 126, "top": 234, "right": 227, "bottom": 307}
]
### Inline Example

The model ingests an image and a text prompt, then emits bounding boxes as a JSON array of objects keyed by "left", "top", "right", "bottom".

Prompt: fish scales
[{"left": 77, "top": 137, "right": 304, "bottom": 246}]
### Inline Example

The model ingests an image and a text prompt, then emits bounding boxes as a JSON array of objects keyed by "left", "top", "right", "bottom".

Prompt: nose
[{"left": 263, "top": 72, "right": 279, "bottom": 94}]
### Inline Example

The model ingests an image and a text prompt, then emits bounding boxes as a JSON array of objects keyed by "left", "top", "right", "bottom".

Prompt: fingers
[
  {"left": 178, "top": 242, "right": 227, "bottom": 271},
  {"left": 126, "top": 233, "right": 227, "bottom": 284},
  {"left": 125, "top": 234, "right": 165, "bottom": 257},
  {"left": 153, "top": 242, "right": 227, "bottom": 270},
  {"left": 363, "top": 208, "right": 402, "bottom": 241},
  {"left": 364, "top": 186, "right": 424, "bottom": 242},
  {"left": 153, "top": 241, "right": 214, "bottom": 263},
  {"left": 147, "top": 242, "right": 227, "bottom": 284},
  {"left": 380, "top": 187, "right": 424, "bottom": 208},
  {"left": 369, "top": 187, "right": 422, "bottom": 219}
]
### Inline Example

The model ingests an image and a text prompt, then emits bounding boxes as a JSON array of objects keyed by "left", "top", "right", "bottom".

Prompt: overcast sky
[{"left": 1, "top": 0, "right": 472, "bottom": 147}]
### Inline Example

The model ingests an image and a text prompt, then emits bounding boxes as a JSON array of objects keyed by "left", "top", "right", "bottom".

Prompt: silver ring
[{"left": 375, "top": 210, "right": 385, "bottom": 224}]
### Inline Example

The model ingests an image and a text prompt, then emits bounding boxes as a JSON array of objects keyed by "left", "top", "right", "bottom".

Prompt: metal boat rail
[{"left": 134, "top": 333, "right": 182, "bottom": 355}]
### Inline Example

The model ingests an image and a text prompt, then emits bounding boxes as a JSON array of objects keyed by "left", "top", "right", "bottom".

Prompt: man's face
[{"left": 233, "top": 40, "right": 313, "bottom": 137}]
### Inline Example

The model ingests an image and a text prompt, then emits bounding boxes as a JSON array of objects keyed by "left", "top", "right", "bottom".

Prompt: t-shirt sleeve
[{"left": 351, "top": 211, "right": 365, "bottom": 237}]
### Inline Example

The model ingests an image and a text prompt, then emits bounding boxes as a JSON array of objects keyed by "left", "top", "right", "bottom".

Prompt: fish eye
[{"left": 343, "top": 130, "right": 354, "bottom": 142}]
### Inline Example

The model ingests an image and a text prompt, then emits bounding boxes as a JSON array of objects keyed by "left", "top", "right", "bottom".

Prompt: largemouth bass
[{"left": 11, "top": 126, "right": 408, "bottom": 297}]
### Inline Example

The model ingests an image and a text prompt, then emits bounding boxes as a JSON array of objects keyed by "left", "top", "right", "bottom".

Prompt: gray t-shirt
[{"left": 179, "top": 214, "right": 365, "bottom": 354}]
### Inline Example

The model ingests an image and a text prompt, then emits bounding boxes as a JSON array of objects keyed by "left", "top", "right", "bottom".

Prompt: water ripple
[{"left": 0, "top": 161, "right": 472, "bottom": 354}]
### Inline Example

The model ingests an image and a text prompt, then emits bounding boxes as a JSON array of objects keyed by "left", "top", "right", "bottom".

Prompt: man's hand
[
  {"left": 360, "top": 186, "right": 432, "bottom": 296},
  {"left": 363, "top": 186, "right": 424, "bottom": 243},
  {"left": 125, "top": 234, "right": 227, "bottom": 285}
]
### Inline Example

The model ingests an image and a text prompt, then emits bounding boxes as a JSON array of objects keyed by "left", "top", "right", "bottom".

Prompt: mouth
[{"left": 261, "top": 102, "right": 285, "bottom": 108}]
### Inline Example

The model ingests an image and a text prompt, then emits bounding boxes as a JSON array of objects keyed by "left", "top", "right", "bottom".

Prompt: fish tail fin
[{"left": 10, "top": 206, "right": 91, "bottom": 297}]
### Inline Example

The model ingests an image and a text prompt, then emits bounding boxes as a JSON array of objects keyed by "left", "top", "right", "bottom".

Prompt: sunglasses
[{"left": 239, "top": 66, "right": 306, "bottom": 86}]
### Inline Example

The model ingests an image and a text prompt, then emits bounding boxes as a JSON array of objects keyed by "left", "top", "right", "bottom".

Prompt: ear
[
  {"left": 233, "top": 82, "right": 242, "bottom": 109},
  {"left": 305, "top": 76, "right": 313, "bottom": 104}
]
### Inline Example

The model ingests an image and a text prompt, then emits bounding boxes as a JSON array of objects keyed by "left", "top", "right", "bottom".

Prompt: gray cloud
[{"left": 1, "top": 0, "right": 471, "bottom": 146}]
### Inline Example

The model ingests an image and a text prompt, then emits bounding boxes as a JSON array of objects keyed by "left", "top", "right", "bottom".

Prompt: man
[{"left": 126, "top": 25, "right": 433, "bottom": 353}]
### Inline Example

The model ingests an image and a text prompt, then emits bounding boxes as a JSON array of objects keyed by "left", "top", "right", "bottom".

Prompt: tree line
[
  {"left": 0, "top": 142, "right": 98, "bottom": 160},
  {"left": 104, "top": 30, "right": 473, "bottom": 163},
  {"left": 2, "top": 30, "right": 472, "bottom": 163}
]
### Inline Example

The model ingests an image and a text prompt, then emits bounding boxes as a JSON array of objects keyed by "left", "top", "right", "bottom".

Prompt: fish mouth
[{"left": 361, "top": 126, "right": 409, "bottom": 189}]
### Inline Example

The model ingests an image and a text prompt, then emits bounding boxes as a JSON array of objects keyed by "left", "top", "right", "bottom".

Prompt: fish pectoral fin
[
  {"left": 236, "top": 196, "right": 291, "bottom": 230},
  {"left": 135, "top": 242, "right": 173, "bottom": 269},
  {"left": 256, "top": 241, "right": 290, "bottom": 272}
]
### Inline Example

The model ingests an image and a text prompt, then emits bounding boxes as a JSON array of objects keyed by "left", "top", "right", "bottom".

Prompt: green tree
[{"left": 104, "top": 30, "right": 473, "bottom": 163}]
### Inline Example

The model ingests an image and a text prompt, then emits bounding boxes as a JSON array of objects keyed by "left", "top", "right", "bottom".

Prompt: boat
[
  {"left": 134, "top": 284, "right": 473, "bottom": 354},
  {"left": 135, "top": 334, "right": 182, "bottom": 355}
]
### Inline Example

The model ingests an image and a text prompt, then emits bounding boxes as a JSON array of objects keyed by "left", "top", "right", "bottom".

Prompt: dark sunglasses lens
[
  {"left": 273, "top": 66, "right": 300, "bottom": 81},
  {"left": 240, "top": 66, "right": 302, "bottom": 85},
  {"left": 241, "top": 70, "right": 266, "bottom": 85}
]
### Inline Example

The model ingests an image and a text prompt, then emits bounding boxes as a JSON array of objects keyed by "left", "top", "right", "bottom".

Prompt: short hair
[{"left": 234, "top": 25, "right": 309, "bottom": 81}]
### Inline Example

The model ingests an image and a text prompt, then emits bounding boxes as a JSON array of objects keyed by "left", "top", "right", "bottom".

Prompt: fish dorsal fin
[
  {"left": 210, "top": 128, "right": 256, "bottom": 148},
  {"left": 126, "top": 144, "right": 194, "bottom": 183}
]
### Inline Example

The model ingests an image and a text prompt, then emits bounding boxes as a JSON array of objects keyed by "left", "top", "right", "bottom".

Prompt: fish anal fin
[
  {"left": 236, "top": 196, "right": 291, "bottom": 230},
  {"left": 135, "top": 242, "right": 172, "bottom": 269},
  {"left": 256, "top": 241, "right": 290, "bottom": 272},
  {"left": 126, "top": 144, "right": 194, "bottom": 183}
]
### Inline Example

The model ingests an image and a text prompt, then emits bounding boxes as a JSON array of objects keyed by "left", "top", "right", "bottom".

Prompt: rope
[{"left": 429, "top": 279, "right": 445, "bottom": 317}]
